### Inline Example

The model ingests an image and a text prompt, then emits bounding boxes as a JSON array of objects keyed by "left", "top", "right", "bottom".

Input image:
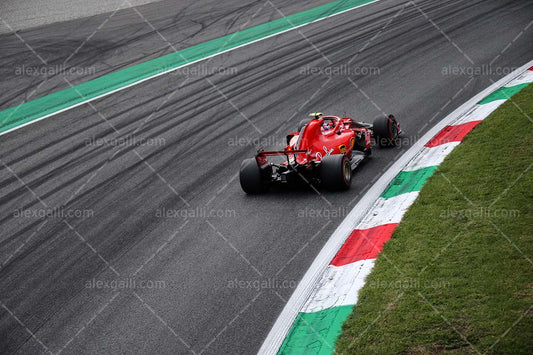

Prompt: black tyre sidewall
[
  {"left": 320, "top": 155, "right": 351, "bottom": 190},
  {"left": 239, "top": 158, "right": 267, "bottom": 194},
  {"left": 373, "top": 116, "right": 398, "bottom": 147}
]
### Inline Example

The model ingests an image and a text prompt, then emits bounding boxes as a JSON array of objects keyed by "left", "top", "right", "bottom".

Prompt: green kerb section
[
  {"left": 380, "top": 166, "right": 438, "bottom": 199},
  {"left": 278, "top": 306, "right": 353, "bottom": 355},
  {"left": 0, "top": 0, "right": 375, "bottom": 135},
  {"left": 477, "top": 83, "right": 530, "bottom": 105}
]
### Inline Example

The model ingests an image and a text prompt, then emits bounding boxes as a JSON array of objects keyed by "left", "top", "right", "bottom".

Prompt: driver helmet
[{"left": 323, "top": 120, "right": 334, "bottom": 130}]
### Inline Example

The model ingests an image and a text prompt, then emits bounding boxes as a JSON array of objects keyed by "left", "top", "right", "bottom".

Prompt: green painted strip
[
  {"left": 477, "top": 83, "right": 530, "bottom": 105},
  {"left": 0, "top": 0, "right": 376, "bottom": 135},
  {"left": 380, "top": 166, "right": 438, "bottom": 199},
  {"left": 277, "top": 306, "right": 352, "bottom": 355}
]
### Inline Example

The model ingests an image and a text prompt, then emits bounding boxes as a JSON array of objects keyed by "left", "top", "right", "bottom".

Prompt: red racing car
[{"left": 239, "top": 113, "right": 400, "bottom": 193}]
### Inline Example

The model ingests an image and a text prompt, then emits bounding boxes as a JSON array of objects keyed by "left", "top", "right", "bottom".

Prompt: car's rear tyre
[
  {"left": 240, "top": 158, "right": 268, "bottom": 194},
  {"left": 373, "top": 115, "right": 399, "bottom": 147},
  {"left": 320, "top": 154, "right": 351, "bottom": 190}
]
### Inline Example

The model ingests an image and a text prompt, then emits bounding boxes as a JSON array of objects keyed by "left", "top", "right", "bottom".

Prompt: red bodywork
[
  {"left": 256, "top": 115, "right": 372, "bottom": 167},
  {"left": 240, "top": 113, "right": 400, "bottom": 192}
]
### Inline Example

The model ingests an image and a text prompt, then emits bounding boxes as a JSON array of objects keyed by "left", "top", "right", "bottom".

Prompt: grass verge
[{"left": 335, "top": 84, "right": 533, "bottom": 354}]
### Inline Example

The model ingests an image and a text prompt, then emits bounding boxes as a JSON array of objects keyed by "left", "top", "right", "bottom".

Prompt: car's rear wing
[
  {"left": 256, "top": 149, "right": 308, "bottom": 156},
  {"left": 255, "top": 149, "right": 308, "bottom": 168}
]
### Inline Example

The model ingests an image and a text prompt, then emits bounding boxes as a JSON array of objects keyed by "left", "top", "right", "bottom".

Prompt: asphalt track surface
[
  {"left": 0, "top": 0, "right": 532, "bottom": 354},
  {"left": 0, "top": 0, "right": 160, "bottom": 34}
]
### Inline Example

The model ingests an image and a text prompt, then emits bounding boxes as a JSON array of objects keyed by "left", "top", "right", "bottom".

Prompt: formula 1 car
[{"left": 239, "top": 113, "right": 400, "bottom": 193}]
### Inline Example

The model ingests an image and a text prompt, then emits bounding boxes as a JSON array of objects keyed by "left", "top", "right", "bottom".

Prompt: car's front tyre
[{"left": 373, "top": 115, "right": 399, "bottom": 147}]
